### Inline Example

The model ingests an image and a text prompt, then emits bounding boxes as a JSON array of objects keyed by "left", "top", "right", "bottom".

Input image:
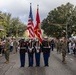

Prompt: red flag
[
  {"left": 27, "top": 3, "right": 35, "bottom": 38},
  {"left": 34, "top": 5, "right": 42, "bottom": 44}
]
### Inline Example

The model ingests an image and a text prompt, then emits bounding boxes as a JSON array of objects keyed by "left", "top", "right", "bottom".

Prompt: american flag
[{"left": 27, "top": 3, "right": 35, "bottom": 38}]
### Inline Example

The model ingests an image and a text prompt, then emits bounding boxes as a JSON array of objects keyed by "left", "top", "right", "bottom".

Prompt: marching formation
[
  {"left": 19, "top": 37, "right": 51, "bottom": 67},
  {"left": 0, "top": 37, "right": 76, "bottom": 67}
]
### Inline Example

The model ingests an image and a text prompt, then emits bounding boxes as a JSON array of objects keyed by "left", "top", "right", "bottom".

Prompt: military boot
[
  {"left": 63, "top": 61, "right": 67, "bottom": 64},
  {"left": 5, "top": 60, "right": 9, "bottom": 64}
]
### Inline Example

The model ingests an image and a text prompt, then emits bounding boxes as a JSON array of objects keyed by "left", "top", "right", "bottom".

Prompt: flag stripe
[
  {"left": 27, "top": 3, "right": 35, "bottom": 38},
  {"left": 34, "top": 6, "right": 42, "bottom": 44}
]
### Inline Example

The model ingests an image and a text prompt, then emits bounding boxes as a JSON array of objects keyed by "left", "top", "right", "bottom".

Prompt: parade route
[{"left": 0, "top": 50, "right": 76, "bottom": 75}]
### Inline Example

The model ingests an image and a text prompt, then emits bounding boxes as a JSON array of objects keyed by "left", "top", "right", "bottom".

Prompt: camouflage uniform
[
  {"left": 59, "top": 41, "right": 63, "bottom": 53},
  {"left": 56, "top": 39, "right": 60, "bottom": 53},
  {"left": 13, "top": 40, "right": 18, "bottom": 53},
  {"left": 4, "top": 40, "right": 10, "bottom": 63},
  {"left": 61, "top": 40, "right": 67, "bottom": 64}
]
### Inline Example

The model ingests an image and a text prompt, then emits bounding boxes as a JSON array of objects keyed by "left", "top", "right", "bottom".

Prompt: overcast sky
[{"left": 0, "top": 0, "right": 76, "bottom": 24}]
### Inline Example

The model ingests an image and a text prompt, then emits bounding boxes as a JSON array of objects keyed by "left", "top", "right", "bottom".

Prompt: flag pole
[
  {"left": 27, "top": 3, "right": 35, "bottom": 39},
  {"left": 30, "top": 3, "right": 32, "bottom": 5},
  {"left": 37, "top": 4, "right": 39, "bottom": 8}
]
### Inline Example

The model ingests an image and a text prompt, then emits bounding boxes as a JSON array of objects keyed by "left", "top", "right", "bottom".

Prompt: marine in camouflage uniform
[
  {"left": 61, "top": 37, "right": 67, "bottom": 64},
  {"left": 4, "top": 39, "right": 10, "bottom": 64},
  {"left": 13, "top": 39, "right": 18, "bottom": 54},
  {"left": 56, "top": 39, "right": 61, "bottom": 53}
]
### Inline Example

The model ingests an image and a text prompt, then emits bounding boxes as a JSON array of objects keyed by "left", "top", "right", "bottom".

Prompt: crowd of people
[
  {"left": 0, "top": 37, "right": 76, "bottom": 67},
  {"left": 56, "top": 38, "right": 76, "bottom": 56}
]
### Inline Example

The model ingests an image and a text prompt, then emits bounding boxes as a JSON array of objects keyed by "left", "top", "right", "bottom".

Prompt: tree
[
  {"left": 10, "top": 18, "right": 26, "bottom": 37},
  {"left": 41, "top": 2, "right": 76, "bottom": 38},
  {"left": 4, "top": 13, "right": 12, "bottom": 37},
  {"left": 0, "top": 11, "right": 26, "bottom": 37}
]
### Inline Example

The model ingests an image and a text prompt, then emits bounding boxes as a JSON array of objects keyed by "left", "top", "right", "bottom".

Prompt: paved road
[{"left": 0, "top": 50, "right": 76, "bottom": 75}]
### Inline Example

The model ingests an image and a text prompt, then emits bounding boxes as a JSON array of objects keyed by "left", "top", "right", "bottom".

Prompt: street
[{"left": 0, "top": 50, "right": 76, "bottom": 75}]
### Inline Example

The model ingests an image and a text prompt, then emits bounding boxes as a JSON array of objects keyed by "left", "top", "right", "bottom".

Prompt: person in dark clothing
[
  {"left": 27, "top": 39, "right": 34, "bottom": 67},
  {"left": 42, "top": 37, "right": 51, "bottom": 66},
  {"left": 50, "top": 39, "right": 55, "bottom": 51},
  {"left": 19, "top": 39, "right": 27, "bottom": 67},
  {"left": 34, "top": 39, "right": 41, "bottom": 67}
]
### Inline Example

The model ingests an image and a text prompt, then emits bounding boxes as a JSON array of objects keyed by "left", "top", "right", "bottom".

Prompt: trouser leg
[
  {"left": 35, "top": 53, "right": 40, "bottom": 66},
  {"left": 5, "top": 51, "right": 9, "bottom": 63},
  {"left": 28, "top": 53, "right": 33, "bottom": 66},
  {"left": 20, "top": 53, "right": 25, "bottom": 67},
  {"left": 43, "top": 53, "right": 49, "bottom": 66}
]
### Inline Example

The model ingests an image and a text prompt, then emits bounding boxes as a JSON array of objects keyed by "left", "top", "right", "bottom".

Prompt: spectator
[
  {"left": 0, "top": 39, "right": 2, "bottom": 56},
  {"left": 68, "top": 41, "right": 73, "bottom": 54}
]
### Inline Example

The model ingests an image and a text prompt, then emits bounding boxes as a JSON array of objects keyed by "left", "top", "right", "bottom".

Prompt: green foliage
[
  {"left": 0, "top": 11, "right": 26, "bottom": 37},
  {"left": 41, "top": 2, "right": 76, "bottom": 38}
]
